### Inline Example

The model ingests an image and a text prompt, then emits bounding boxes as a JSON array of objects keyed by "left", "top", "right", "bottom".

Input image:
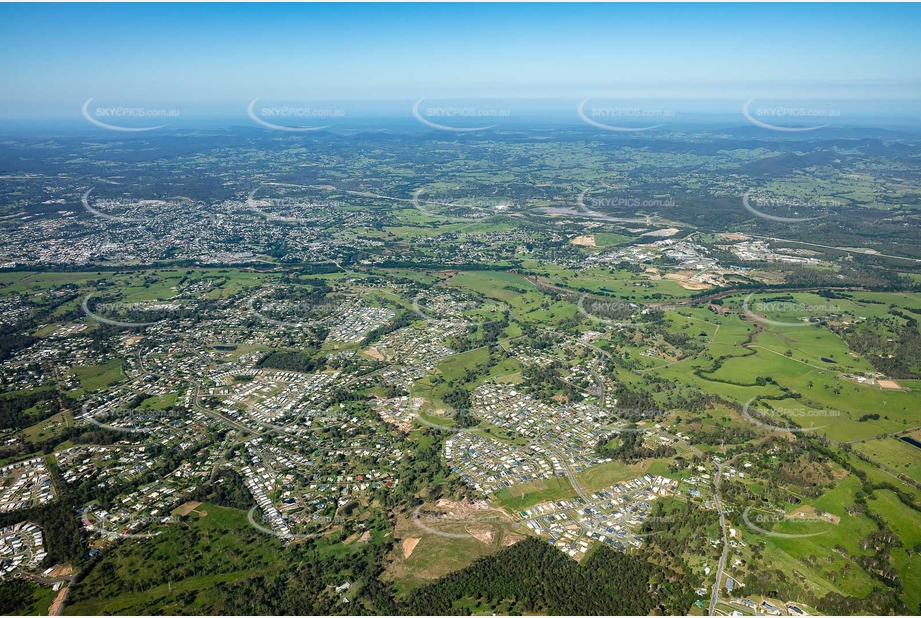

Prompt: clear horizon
[{"left": 2, "top": 3, "right": 920, "bottom": 127}]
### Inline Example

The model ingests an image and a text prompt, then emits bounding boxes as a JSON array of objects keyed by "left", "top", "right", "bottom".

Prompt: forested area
[
  {"left": 362, "top": 310, "right": 414, "bottom": 346},
  {"left": 0, "top": 388, "right": 64, "bottom": 430},
  {"left": 449, "top": 315, "right": 509, "bottom": 352},
  {"left": 0, "top": 578, "right": 47, "bottom": 615},
  {"left": 188, "top": 469, "right": 255, "bottom": 511},
  {"left": 403, "top": 536, "right": 695, "bottom": 615},
  {"left": 522, "top": 361, "right": 582, "bottom": 404},
  {"left": 0, "top": 498, "right": 84, "bottom": 568},
  {"left": 596, "top": 430, "right": 675, "bottom": 463},
  {"left": 257, "top": 349, "right": 322, "bottom": 373},
  {"left": 833, "top": 315, "right": 921, "bottom": 379}
]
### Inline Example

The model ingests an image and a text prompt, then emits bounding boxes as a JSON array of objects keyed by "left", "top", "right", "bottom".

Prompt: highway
[
  {"left": 708, "top": 461, "right": 729, "bottom": 616},
  {"left": 749, "top": 235, "right": 921, "bottom": 264}
]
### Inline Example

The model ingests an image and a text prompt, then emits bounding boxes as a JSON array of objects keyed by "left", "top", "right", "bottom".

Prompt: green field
[
  {"left": 70, "top": 359, "right": 125, "bottom": 393},
  {"left": 867, "top": 489, "right": 921, "bottom": 611},
  {"left": 854, "top": 437, "right": 921, "bottom": 484},
  {"left": 493, "top": 477, "right": 577, "bottom": 512}
]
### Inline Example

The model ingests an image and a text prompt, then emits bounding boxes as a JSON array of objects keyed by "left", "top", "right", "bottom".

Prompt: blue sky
[{"left": 1, "top": 3, "right": 919, "bottom": 122}]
